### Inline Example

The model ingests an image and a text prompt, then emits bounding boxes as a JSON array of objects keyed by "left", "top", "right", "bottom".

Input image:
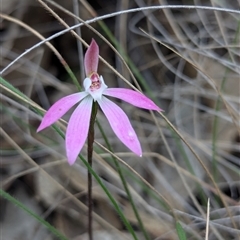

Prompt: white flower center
[{"left": 83, "top": 73, "right": 108, "bottom": 102}]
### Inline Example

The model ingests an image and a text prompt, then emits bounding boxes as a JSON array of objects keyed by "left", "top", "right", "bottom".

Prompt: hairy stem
[{"left": 87, "top": 102, "right": 98, "bottom": 240}]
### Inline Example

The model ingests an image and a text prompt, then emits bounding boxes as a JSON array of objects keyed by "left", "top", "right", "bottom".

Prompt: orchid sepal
[{"left": 84, "top": 39, "right": 99, "bottom": 77}]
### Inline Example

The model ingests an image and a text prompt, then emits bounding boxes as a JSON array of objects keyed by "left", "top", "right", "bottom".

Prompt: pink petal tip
[
  {"left": 98, "top": 96, "right": 142, "bottom": 156},
  {"left": 104, "top": 88, "right": 162, "bottom": 111}
]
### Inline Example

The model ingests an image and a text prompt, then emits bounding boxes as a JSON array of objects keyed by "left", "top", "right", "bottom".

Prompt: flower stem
[{"left": 87, "top": 102, "right": 98, "bottom": 240}]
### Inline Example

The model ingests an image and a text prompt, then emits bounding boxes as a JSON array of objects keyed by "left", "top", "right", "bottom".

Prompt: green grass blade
[
  {"left": 78, "top": 154, "right": 138, "bottom": 240},
  {"left": 0, "top": 189, "right": 68, "bottom": 240},
  {"left": 1, "top": 76, "right": 137, "bottom": 239},
  {"left": 96, "top": 121, "right": 150, "bottom": 240},
  {"left": 176, "top": 221, "right": 187, "bottom": 240}
]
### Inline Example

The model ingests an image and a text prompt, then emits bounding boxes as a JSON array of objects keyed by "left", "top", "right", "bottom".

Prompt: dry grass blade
[
  {"left": 205, "top": 198, "right": 210, "bottom": 240},
  {"left": 0, "top": 127, "right": 127, "bottom": 238}
]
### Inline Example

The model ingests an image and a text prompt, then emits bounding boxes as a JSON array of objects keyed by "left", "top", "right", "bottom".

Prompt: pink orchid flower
[{"left": 37, "top": 39, "right": 162, "bottom": 165}]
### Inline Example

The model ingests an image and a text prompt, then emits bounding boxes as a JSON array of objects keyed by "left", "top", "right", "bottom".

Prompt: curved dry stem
[{"left": 2, "top": 5, "right": 239, "bottom": 75}]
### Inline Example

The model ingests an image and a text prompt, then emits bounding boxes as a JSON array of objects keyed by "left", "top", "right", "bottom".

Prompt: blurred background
[{"left": 1, "top": 0, "right": 239, "bottom": 239}]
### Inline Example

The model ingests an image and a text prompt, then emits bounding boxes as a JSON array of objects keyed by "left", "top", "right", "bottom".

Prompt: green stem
[
  {"left": 87, "top": 102, "right": 98, "bottom": 240},
  {"left": 115, "top": 157, "right": 150, "bottom": 240},
  {"left": 96, "top": 120, "right": 150, "bottom": 240}
]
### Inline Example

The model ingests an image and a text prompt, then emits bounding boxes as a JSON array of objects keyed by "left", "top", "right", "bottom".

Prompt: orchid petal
[
  {"left": 84, "top": 39, "right": 99, "bottom": 76},
  {"left": 103, "top": 88, "right": 161, "bottom": 111},
  {"left": 98, "top": 96, "right": 142, "bottom": 156},
  {"left": 66, "top": 96, "right": 93, "bottom": 165},
  {"left": 37, "top": 92, "right": 88, "bottom": 132}
]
